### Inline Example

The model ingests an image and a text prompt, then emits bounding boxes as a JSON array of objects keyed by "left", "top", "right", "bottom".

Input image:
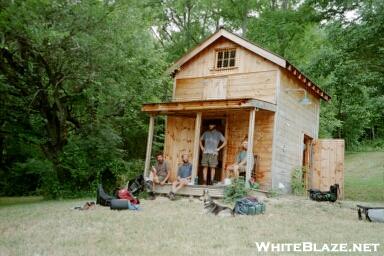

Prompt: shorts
[
  {"left": 153, "top": 175, "right": 166, "bottom": 183},
  {"left": 201, "top": 153, "right": 218, "bottom": 168}
]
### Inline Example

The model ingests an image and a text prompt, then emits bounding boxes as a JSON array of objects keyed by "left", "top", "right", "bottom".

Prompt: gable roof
[{"left": 167, "top": 28, "right": 330, "bottom": 101}]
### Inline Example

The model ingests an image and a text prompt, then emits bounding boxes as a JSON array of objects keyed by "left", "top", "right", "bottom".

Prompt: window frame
[{"left": 214, "top": 48, "right": 237, "bottom": 70}]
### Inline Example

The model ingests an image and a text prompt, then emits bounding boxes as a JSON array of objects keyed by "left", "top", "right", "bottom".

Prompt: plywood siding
[
  {"left": 174, "top": 71, "right": 277, "bottom": 103},
  {"left": 272, "top": 69, "right": 320, "bottom": 192},
  {"left": 164, "top": 116, "right": 196, "bottom": 181},
  {"left": 176, "top": 37, "right": 278, "bottom": 79},
  {"left": 173, "top": 37, "right": 278, "bottom": 103},
  {"left": 225, "top": 110, "right": 275, "bottom": 189},
  {"left": 312, "top": 139, "right": 344, "bottom": 198}
]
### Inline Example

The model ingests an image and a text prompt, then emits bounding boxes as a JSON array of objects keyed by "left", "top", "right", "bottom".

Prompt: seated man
[
  {"left": 168, "top": 154, "right": 192, "bottom": 200},
  {"left": 150, "top": 152, "right": 170, "bottom": 192},
  {"left": 226, "top": 139, "right": 248, "bottom": 179}
]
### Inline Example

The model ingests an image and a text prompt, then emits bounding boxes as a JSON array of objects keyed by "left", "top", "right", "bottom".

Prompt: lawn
[
  {"left": 344, "top": 152, "right": 384, "bottom": 202},
  {"left": 0, "top": 152, "right": 383, "bottom": 256}
]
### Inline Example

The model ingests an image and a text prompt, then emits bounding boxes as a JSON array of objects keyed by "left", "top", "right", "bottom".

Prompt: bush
[
  {"left": 291, "top": 167, "right": 306, "bottom": 195},
  {"left": 224, "top": 178, "right": 249, "bottom": 203}
]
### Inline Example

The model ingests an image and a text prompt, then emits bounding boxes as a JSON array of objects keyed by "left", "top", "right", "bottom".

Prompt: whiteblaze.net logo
[{"left": 255, "top": 242, "right": 380, "bottom": 253}]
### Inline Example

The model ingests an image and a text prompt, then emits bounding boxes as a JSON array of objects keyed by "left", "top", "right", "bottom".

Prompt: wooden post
[
  {"left": 245, "top": 108, "right": 256, "bottom": 188},
  {"left": 191, "top": 112, "right": 202, "bottom": 184},
  {"left": 144, "top": 115, "right": 155, "bottom": 177}
]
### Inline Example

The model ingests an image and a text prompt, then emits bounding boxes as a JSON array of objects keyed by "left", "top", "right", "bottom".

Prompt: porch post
[
  {"left": 245, "top": 108, "right": 256, "bottom": 188},
  {"left": 144, "top": 115, "right": 155, "bottom": 178},
  {"left": 191, "top": 112, "right": 202, "bottom": 184}
]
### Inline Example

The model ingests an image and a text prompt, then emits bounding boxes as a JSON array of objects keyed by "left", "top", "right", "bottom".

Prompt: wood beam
[
  {"left": 245, "top": 108, "right": 256, "bottom": 188},
  {"left": 191, "top": 112, "right": 202, "bottom": 184},
  {"left": 144, "top": 115, "right": 155, "bottom": 177}
]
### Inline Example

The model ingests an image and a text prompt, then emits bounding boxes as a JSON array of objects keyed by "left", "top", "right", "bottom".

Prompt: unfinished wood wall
[
  {"left": 164, "top": 116, "right": 196, "bottom": 181},
  {"left": 312, "top": 139, "right": 345, "bottom": 198},
  {"left": 226, "top": 110, "right": 275, "bottom": 189},
  {"left": 174, "top": 71, "right": 277, "bottom": 103},
  {"left": 173, "top": 37, "right": 278, "bottom": 104},
  {"left": 272, "top": 69, "right": 320, "bottom": 192}
]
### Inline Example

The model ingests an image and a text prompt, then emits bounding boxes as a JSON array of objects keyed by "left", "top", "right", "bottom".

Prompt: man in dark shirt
[
  {"left": 169, "top": 154, "right": 192, "bottom": 200},
  {"left": 200, "top": 123, "right": 226, "bottom": 185}
]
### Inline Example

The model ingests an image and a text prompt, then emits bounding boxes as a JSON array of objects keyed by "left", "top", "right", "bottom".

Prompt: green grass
[
  {"left": 0, "top": 196, "right": 383, "bottom": 256},
  {"left": 0, "top": 196, "right": 44, "bottom": 207},
  {"left": 0, "top": 152, "right": 383, "bottom": 255},
  {"left": 344, "top": 152, "right": 384, "bottom": 202}
]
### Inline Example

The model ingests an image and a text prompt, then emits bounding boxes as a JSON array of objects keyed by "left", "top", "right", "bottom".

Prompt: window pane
[
  {"left": 223, "top": 59, "right": 228, "bottom": 67},
  {"left": 230, "top": 50, "right": 236, "bottom": 58},
  {"left": 218, "top": 51, "right": 223, "bottom": 59},
  {"left": 229, "top": 58, "right": 235, "bottom": 67},
  {"left": 224, "top": 51, "right": 229, "bottom": 58},
  {"left": 217, "top": 60, "right": 222, "bottom": 68}
]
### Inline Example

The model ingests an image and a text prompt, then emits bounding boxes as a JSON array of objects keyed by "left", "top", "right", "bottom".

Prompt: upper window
[{"left": 215, "top": 48, "right": 236, "bottom": 69}]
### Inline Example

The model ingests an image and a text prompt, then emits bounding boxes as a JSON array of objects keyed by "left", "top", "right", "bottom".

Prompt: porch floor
[{"left": 153, "top": 183, "right": 226, "bottom": 198}]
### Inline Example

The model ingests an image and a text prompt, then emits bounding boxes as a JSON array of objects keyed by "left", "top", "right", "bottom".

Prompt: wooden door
[
  {"left": 203, "top": 77, "right": 227, "bottom": 100},
  {"left": 311, "top": 139, "right": 345, "bottom": 199}
]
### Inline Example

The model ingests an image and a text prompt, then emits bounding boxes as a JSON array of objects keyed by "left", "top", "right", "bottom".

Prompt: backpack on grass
[
  {"left": 96, "top": 184, "right": 115, "bottom": 206},
  {"left": 308, "top": 184, "right": 339, "bottom": 202},
  {"left": 234, "top": 196, "right": 266, "bottom": 215}
]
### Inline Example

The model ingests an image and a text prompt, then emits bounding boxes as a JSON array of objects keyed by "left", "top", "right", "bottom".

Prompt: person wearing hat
[{"left": 200, "top": 122, "right": 226, "bottom": 185}]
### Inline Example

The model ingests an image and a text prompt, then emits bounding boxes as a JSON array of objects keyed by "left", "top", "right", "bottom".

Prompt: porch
[{"left": 141, "top": 98, "right": 277, "bottom": 197}]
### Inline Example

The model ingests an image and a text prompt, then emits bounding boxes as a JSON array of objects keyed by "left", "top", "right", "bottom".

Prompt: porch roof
[{"left": 141, "top": 98, "right": 276, "bottom": 115}]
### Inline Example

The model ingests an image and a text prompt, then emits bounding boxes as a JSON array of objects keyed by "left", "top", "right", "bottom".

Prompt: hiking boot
[
  {"left": 148, "top": 192, "right": 156, "bottom": 200},
  {"left": 168, "top": 192, "right": 176, "bottom": 200}
]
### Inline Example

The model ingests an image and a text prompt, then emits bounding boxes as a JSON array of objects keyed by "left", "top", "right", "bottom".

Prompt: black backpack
[
  {"left": 96, "top": 184, "right": 115, "bottom": 206},
  {"left": 308, "top": 184, "right": 339, "bottom": 202}
]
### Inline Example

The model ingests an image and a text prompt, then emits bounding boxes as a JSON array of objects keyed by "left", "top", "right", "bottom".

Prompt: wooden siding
[
  {"left": 312, "top": 139, "right": 345, "bottom": 198},
  {"left": 164, "top": 116, "right": 196, "bottom": 181},
  {"left": 174, "top": 71, "right": 277, "bottom": 103},
  {"left": 173, "top": 37, "right": 278, "bottom": 104},
  {"left": 272, "top": 69, "right": 320, "bottom": 192},
  {"left": 225, "top": 110, "right": 274, "bottom": 189}
]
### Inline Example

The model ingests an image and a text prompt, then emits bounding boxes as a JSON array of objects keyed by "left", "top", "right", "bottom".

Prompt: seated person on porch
[
  {"left": 150, "top": 152, "right": 170, "bottom": 190},
  {"left": 226, "top": 139, "right": 248, "bottom": 179},
  {"left": 200, "top": 122, "right": 226, "bottom": 185},
  {"left": 168, "top": 154, "right": 192, "bottom": 200}
]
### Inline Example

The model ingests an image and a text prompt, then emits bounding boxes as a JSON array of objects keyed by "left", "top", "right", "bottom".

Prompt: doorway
[{"left": 197, "top": 117, "right": 226, "bottom": 185}]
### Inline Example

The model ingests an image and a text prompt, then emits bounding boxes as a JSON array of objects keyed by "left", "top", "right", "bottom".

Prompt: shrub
[
  {"left": 291, "top": 167, "right": 306, "bottom": 195},
  {"left": 224, "top": 177, "right": 249, "bottom": 203}
]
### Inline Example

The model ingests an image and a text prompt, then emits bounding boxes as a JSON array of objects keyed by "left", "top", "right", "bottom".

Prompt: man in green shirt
[
  {"left": 226, "top": 139, "right": 248, "bottom": 179},
  {"left": 150, "top": 152, "right": 170, "bottom": 191}
]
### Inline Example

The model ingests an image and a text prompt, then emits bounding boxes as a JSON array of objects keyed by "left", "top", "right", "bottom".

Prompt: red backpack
[{"left": 117, "top": 188, "right": 140, "bottom": 205}]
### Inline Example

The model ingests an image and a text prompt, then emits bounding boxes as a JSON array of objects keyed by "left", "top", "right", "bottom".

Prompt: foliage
[
  {"left": 291, "top": 167, "right": 306, "bottom": 195},
  {"left": 224, "top": 178, "right": 249, "bottom": 203}
]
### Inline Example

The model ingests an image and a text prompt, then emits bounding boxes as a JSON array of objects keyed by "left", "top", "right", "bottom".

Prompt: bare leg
[
  {"left": 203, "top": 167, "right": 208, "bottom": 185},
  {"left": 233, "top": 165, "right": 239, "bottom": 179},
  {"left": 171, "top": 180, "right": 179, "bottom": 193},
  {"left": 211, "top": 168, "right": 215, "bottom": 183},
  {"left": 174, "top": 180, "right": 188, "bottom": 193}
]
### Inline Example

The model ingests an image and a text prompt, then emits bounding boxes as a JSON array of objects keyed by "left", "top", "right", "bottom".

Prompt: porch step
[{"left": 153, "top": 183, "right": 226, "bottom": 198}]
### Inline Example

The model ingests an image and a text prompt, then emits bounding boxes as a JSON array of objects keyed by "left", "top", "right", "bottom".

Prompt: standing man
[
  {"left": 200, "top": 122, "right": 226, "bottom": 185},
  {"left": 168, "top": 153, "right": 192, "bottom": 200},
  {"left": 150, "top": 152, "right": 170, "bottom": 192}
]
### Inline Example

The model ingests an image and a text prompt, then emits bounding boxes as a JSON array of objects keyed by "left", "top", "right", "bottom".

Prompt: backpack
[
  {"left": 96, "top": 184, "right": 115, "bottom": 206},
  {"left": 234, "top": 196, "right": 266, "bottom": 215},
  {"left": 117, "top": 188, "right": 140, "bottom": 205},
  {"left": 308, "top": 184, "right": 339, "bottom": 202}
]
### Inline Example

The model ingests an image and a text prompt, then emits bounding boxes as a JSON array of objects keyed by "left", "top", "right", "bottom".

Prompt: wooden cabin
[{"left": 142, "top": 28, "right": 344, "bottom": 197}]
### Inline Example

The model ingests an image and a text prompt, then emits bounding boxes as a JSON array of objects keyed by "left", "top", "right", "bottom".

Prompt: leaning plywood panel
[
  {"left": 164, "top": 116, "right": 195, "bottom": 181},
  {"left": 312, "top": 139, "right": 345, "bottom": 199}
]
